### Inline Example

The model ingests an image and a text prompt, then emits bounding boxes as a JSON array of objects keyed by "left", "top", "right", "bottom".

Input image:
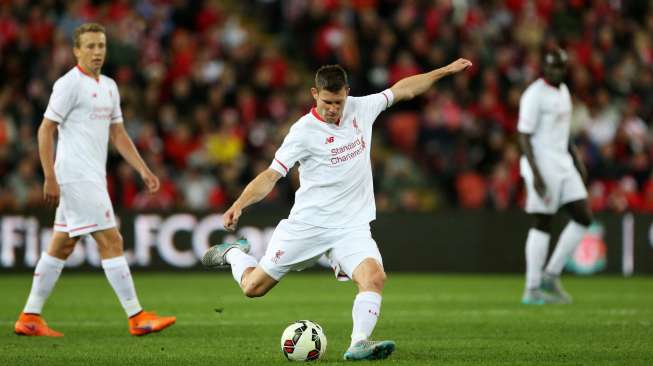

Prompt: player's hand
[
  {"left": 43, "top": 177, "right": 60, "bottom": 206},
  {"left": 534, "top": 174, "right": 547, "bottom": 199},
  {"left": 140, "top": 170, "right": 160, "bottom": 193},
  {"left": 446, "top": 58, "right": 473, "bottom": 74},
  {"left": 223, "top": 204, "right": 242, "bottom": 232}
]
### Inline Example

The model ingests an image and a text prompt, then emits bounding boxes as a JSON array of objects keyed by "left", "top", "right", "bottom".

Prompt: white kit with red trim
[
  {"left": 517, "top": 78, "right": 587, "bottom": 213},
  {"left": 517, "top": 78, "right": 576, "bottom": 180},
  {"left": 44, "top": 65, "right": 121, "bottom": 236},
  {"left": 44, "top": 65, "right": 123, "bottom": 184},
  {"left": 270, "top": 89, "right": 394, "bottom": 228}
]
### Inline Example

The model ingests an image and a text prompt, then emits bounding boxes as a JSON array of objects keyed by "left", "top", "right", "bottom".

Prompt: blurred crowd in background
[{"left": 1, "top": 0, "right": 653, "bottom": 214}]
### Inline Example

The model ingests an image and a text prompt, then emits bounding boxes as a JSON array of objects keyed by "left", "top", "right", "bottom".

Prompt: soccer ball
[{"left": 280, "top": 320, "right": 327, "bottom": 361}]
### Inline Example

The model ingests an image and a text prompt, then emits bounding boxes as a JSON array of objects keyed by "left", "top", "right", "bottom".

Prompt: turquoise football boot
[
  {"left": 201, "top": 238, "right": 250, "bottom": 268},
  {"left": 343, "top": 340, "right": 395, "bottom": 361},
  {"left": 540, "top": 273, "right": 572, "bottom": 304}
]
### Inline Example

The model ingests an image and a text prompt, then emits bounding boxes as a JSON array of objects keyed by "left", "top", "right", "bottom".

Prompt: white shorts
[
  {"left": 53, "top": 181, "right": 116, "bottom": 237},
  {"left": 259, "top": 219, "right": 383, "bottom": 281},
  {"left": 522, "top": 168, "right": 588, "bottom": 214}
]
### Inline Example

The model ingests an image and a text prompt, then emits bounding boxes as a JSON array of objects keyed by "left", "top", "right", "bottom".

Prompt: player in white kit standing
[
  {"left": 202, "top": 59, "right": 472, "bottom": 360},
  {"left": 14, "top": 23, "right": 175, "bottom": 336},
  {"left": 518, "top": 48, "right": 593, "bottom": 304}
]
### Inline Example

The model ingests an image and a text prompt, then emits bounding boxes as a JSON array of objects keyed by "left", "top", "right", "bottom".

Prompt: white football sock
[
  {"left": 101, "top": 256, "right": 142, "bottom": 317},
  {"left": 225, "top": 248, "right": 258, "bottom": 285},
  {"left": 350, "top": 291, "right": 382, "bottom": 347},
  {"left": 23, "top": 252, "right": 65, "bottom": 314},
  {"left": 525, "top": 229, "right": 550, "bottom": 289},
  {"left": 546, "top": 221, "right": 587, "bottom": 275}
]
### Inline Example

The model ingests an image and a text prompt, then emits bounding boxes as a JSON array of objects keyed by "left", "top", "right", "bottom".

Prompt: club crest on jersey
[
  {"left": 352, "top": 118, "right": 361, "bottom": 134},
  {"left": 271, "top": 250, "right": 285, "bottom": 264},
  {"left": 325, "top": 136, "right": 335, "bottom": 144}
]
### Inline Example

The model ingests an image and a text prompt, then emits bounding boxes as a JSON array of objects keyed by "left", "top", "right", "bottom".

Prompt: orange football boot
[
  {"left": 14, "top": 312, "right": 63, "bottom": 337},
  {"left": 128, "top": 311, "right": 176, "bottom": 336}
]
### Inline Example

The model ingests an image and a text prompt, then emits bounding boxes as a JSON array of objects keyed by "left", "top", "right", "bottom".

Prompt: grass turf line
[{"left": 0, "top": 273, "right": 651, "bottom": 365}]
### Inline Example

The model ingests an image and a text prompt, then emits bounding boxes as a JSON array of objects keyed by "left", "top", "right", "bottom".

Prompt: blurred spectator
[
  {"left": 1, "top": 1, "right": 653, "bottom": 214},
  {"left": 456, "top": 171, "right": 487, "bottom": 209},
  {"left": 179, "top": 167, "right": 217, "bottom": 210}
]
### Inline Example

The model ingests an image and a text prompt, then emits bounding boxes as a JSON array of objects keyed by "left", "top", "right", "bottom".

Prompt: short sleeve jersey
[
  {"left": 517, "top": 78, "right": 575, "bottom": 176},
  {"left": 44, "top": 66, "right": 123, "bottom": 184},
  {"left": 270, "top": 89, "right": 394, "bottom": 228}
]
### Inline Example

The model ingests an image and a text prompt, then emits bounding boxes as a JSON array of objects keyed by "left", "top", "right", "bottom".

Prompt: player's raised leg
[
  {"left": 344, "top": 258, "right": 395, "bottom": 361},
  {"left": 542, "top": 199, "right": 592, "bottom": 303},
  {"left": 15, "top": 232, "right": 78, "bottom": 337},
  {"left": 203, "top": 238, "right": 279, "bottom": 297},
  {"left": 92, "top": 228, "right": 175, "bottom": 336}
]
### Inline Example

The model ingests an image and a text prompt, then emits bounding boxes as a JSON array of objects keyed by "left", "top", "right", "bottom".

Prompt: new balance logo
[{"left": 325, "top": 136, "right": 335, "bottom": 144}]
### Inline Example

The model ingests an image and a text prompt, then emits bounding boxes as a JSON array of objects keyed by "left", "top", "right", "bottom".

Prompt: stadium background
[
  {"left": 1, "top": 0, "right": 652, "bottom": 273},
  {"left": 1, "top": 2, "right": 652, "bottom": 366}
]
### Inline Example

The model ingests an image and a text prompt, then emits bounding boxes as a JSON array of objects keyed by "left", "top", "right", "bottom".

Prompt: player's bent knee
[
  {"left": 242, "top": 282, "right": 269, "bottom": 298},
  {"left": 241, "top": 267, "right": 277, "bottom": 298},
  {"left": 359, "top": 268, "right": 386, "bottom": 292},
  {"left": 353, "top": 258, "right": 386, "bottom": 292},
  {"left": 369, "top": 270, "right": 387, "bottom": 290}
]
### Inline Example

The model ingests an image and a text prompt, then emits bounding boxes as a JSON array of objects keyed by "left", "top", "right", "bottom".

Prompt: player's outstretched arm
[
  {"left": 223, "top": 168, "right": 282, "bottom": 231},
  {"left": 109, "top": 123, "right": 160, "bottom": 193},
  {"left": 389, "top": 58, "right": 472, "bottom": 104},
  {"left": 37, "top": 118, "right": 60, "bottom": 206}
]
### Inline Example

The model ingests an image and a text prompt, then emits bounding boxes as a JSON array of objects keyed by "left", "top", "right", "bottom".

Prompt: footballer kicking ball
[{"left": 280, "top": 320, "right": 327, "bottom": 361}]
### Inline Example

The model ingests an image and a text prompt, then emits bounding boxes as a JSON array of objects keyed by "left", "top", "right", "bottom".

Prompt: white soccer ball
[{"left": 280, "top": 320, "right": 327, "bottom": 361}]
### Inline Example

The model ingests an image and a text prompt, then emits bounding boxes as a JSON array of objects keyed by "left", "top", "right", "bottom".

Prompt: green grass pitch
[{"left": 1, "top": 272, "right": 651, "bottom": 365}]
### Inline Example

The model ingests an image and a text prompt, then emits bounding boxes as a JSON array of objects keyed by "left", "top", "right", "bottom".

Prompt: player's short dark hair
[
  {"left": 315, "top": 65, "right": 348, "bottom": 92},
  {"left": 73, "top": 23, "right": 106, "bottom": 48}
]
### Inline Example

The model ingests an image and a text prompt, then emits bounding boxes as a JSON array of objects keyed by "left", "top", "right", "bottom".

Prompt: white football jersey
[
  {"left": 44, "top": 65, "right": 123, "bottom": 184},
  {"left": 270, "top": 89, "right": 394, "bottom": 228},
  {"left": 517, "top": 78, "right": 575, "bottom": 178}
]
